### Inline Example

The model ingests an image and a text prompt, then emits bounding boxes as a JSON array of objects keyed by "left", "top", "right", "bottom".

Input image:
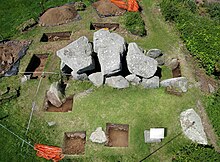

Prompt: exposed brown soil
[
  {"left": 40, "top": 31, "right": 71, "bottom": 42},
  {"left": 90, "top": 22, "right": 119, "bottom": 30},
  {"left": 195, "top": 66, "right": 218, "bottom": 93},
  {"left": 63, "top": 131, "right": 86, "bottom": 155},
  {"left": 165, "top": 86, "right": 182, "bottom": 96},
  {"left": 45, "top": 95, "right": 73, "bottom": 112},
  {"left": 92, "top": 0, "right": 126, "bottom": 17},
  {"left": 39, "top": 4, "right": 79, "bottom": 26},
  {"left": 197, "top": 100, "right": 220, "bottom": 152},
  {"left": 172, "top": 62, "right": 181, "bottom": 78},
  {"left": 106, "top": 123, "right": 129, "bottom": 147},
  {"left": 25, "top": 54, "right": 48, "bottom": 79},
  {"left": 0, "top": 40, "right": 30, "bottom": 75}
]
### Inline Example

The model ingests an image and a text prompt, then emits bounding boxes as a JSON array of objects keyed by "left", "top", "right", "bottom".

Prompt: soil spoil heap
[
  {"left": 39, "top": 5, "right": 79, "bottom": 26},
  {"left": 93, "top": 0, "right": 126, "bottom": 17}
]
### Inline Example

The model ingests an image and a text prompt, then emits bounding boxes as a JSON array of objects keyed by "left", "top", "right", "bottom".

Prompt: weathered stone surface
[
  {"left": 57, "top": 36, "right": 95, "bottom": 74},
  {"left": 93, "top": 29, "right": 126, "bottom": 53},
  {"left": 127, "top": 43, "right": 158, "bottom": 79},
  {"left": 155, "top": 55, "right": 165, "bottom": 66},
  {"left": 180, "top": 108, "right": 208, "bottom": 145},
  {"left": 160, "top": 77, "right": 188, "bottom": 92},
  {"left": 89, "top": 127, "right": 107, "bottom": 143},
  {"left": 125, "top": 74, "right": 141, "bottom": 85},
  {"left": 88, "top": 72, "right": 104, "bottom": 87},
  {"left": 93, "top": 29, "right": 126, "bottom": 75},
  {"left": 98, "top": 47, "right": 122, "bottom": 75},
  {"left": 147, "top": 49, "right": 162, "bottom": 59},
  {"left": 141, "top": 76, "right": 159, "bottom": 89},
  {"left": 208, "top": 84, "right": 215, "bottom": 93},
  {"left": 106, "top": 76, "right": 129, "bottom": 89},
  {"left": 169, "top": 58, "right": 179, "bottom": 70},
  {"left": 47, "top": 82, "right": 65, "bottom": 107},
  {"left": 71, "top": 71, "right": 88, "bottom": 80}
]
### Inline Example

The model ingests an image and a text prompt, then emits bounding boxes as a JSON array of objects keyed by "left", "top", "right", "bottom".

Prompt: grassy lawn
[{"left": 0, "top": 0, "right": 208, "bottom": 162}]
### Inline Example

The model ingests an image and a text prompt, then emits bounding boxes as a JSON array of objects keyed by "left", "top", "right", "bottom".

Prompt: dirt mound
[
  {"left": 39, "top": 5, "right": 79, "bottom": 26},
  {"left": 93, "top": 0, "right": 126, "bottom": 17}
]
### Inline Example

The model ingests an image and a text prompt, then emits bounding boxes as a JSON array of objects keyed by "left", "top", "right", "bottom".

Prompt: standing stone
[
  {"left": 141, "top": 76, "right": 159, "bottom": 89},
  {"left": 126, "top": 43, "right": 158, "bottom": 79},
  {"left": 98, "top": 47, "right": 122, "bottom": 75},
  {"left": 125, "top": 74, "right": 141, "bottom": 85},
  {"left": 93, "top": 29, "right": 126, "bottom": 76},
  {"left": 57, "top": 36, "right": 95, "bottom": 74},
  {"left": 88, "top": 72, "right": 104, "bottom": 87},
  {"left": 93, "top": 29, "right": 126, "bottom": 53},
  {"left": 180, "top": 109, "right": 208, "bottom": 145},
  {"left": 160, "top": 77, "right": 188, "bottom": 92},
  {"left": 47, "top": 82, "right": 65, "bottom": 107},
  {"left": 106, "top": 76, "right": 129, "bottom": 89},
  {"left": 89, "top": 127, "right": 107, "bottom": 143}
]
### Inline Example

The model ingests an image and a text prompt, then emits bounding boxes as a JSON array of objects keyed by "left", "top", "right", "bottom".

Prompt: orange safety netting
[
  {"left": 110, "top": 0, "right": 139, "bottom": 12},
  {"left": 34, "top": 144, "right": 64, "bottom": 162}
]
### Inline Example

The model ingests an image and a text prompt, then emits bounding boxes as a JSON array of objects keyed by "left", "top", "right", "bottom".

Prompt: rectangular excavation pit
[
  {"left": 63, "top": 131, "right": 86, "bottom": 155},
  {"left": 24, "top": 54, "right": 48, "bottom": 79},
  {"left": 40, "top": 31, "right": 71, "bottom": 42},
  {"left": 90, "top": 22, "right": 119, "bottom": 30},
  {"left": 106, "top": 123, "right": 129, "bottom": 147},
  {"left": 45, "top": 95, "right": 73, "bottom": 112},
  {"left": 172, "top": 62, "right": 181, "bottom": 78}
]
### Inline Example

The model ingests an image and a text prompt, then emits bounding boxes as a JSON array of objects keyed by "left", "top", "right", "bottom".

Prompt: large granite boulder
[
  {"left": 93, "top": 29, "right": 126, "bottom": 53},
  {"left": 125, "top": 74, "right": 141, "bottom": 85},
  {"left": 98, "top": 47, "right": 122, "bottom": 75},
  {"left": 141, "top": 76, "right": 159, "bottom": 89},
  {"left": 89, "top": 127, "right": 107, "bottom": 144},
  {"left": 126, "top": 43, "right": 158, "bottom": 79},
  {"left": 180, "top": 109, "right": 208, "bottom": 145},
  {"left": 88, "top": 72, "right": 104, "bottom": 87},
  {"left": 93, "top": 29, "right": 126, "bottom": 76},
  {"left": 57, "top": 36, "right": 95, "bottom": 74},
  {"left": 160, "top": 77, "right": 188, "bottom": 92},
  {"left": 106, "top": 76, "right": 129, "bottom": 89},
  {"left": 47, "top": 82, "right": 65, "bottom": 107}
]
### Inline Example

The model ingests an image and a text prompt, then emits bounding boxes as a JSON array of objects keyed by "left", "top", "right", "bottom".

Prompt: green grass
[
  {"left": 0, "top": 0, "right": 93, "bottom": 40},
  {"left": 0, "top": 0, "right": 210, "bottom": 161}
]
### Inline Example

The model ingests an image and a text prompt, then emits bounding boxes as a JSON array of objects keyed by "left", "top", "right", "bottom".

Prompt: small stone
[
  {"left": 71, "top": 72, "right": 88, "bottom": 81},
  {"left": 208, "top": 84, "right": 215, "bottom": 93},
  {"left": 106, "top": 76, "right": 129, "bottom": 89},
  {"left": 88, "top": 72, "right": 104, "bottom": 87},
  {"left": 89, "top": 127, "right": 107, "bottom": 143},
  {"left": 141, "top": 76, "right": 159, "bottom": 89},
  {"left": 147, "top": 49, "right": 162, "bottom": 59},
  {"left": 125, "top": 74, "right": 141, "bottom": 85},
  {"left": 160, "top": 77, "right": 188, "bottom": 92},
  {"left": 169, "top": 58, "right": 179, "bottom": 70},
  {"left": 47, "top": 121, "right": 56, "bottom": 127}
]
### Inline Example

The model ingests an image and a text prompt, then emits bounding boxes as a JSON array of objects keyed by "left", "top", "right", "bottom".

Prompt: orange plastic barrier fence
[
  {"left": 110, "top": 0, "right": 139, "bottom": 12},
  {"left": 111, "top": 0, "right": 127, "bottom": 9},
  {"left": 34, "top": 144, "right": 64, "bottom": 162}
]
